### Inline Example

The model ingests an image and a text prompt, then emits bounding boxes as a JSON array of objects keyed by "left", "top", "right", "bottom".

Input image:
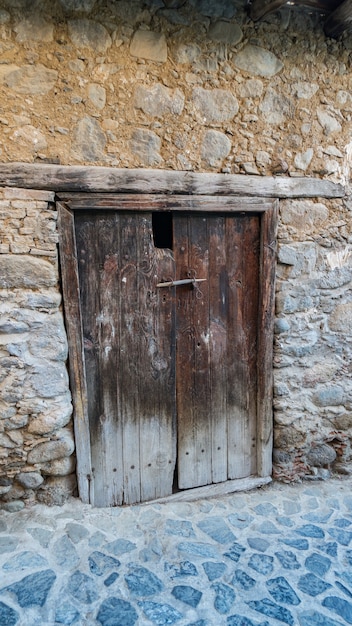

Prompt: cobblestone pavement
[{"left": 1, "top": 478, "right": 352, "bottom": 626}]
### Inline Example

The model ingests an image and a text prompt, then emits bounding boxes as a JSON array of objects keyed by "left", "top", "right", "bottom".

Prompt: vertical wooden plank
[
  {"left": 226, "top": 214, "right": 260, "bottom": 479},
  {"left": 137, "top": 216, "right": 176, "bottom": 502},
  {"left": 257, "top": 201, "right": 278, "bottom": 477},
  {"left": 175, "top": 214, "right": 212, "bottom": 489},
  {"left": 208, "top": 216, "right": 228, "bottom": 483},
  {"left": 75, "top": 211, "right": 124, "bottom": 506},
  {"left": 57, "top": 202, "right": 92, "bottom": 504}
]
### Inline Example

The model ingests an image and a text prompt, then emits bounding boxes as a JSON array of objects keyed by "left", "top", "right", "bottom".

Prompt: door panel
[
  {"left": 75, "top": 211, "right": 176, "bottom": 506},
  {"left": 174, "top": 213, "right": 260, "bottom": 489}
]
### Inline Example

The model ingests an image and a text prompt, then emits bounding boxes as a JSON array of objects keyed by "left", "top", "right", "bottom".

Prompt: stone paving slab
[{"left": 0, "top": 478, "right": 352, "bottom": 625}]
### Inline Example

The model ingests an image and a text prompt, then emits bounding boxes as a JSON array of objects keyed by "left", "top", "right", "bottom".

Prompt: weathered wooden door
[{"left": 58, "top": 196, "right": 277, "bottom": 507}]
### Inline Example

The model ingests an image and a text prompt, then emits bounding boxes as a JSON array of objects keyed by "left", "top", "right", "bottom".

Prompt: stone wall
[
  {"left": 0, "top": 188, "right": 76, "bottom": 510},
  {"left": 0, "top": 0, "right": 352, "bottom": 505}
]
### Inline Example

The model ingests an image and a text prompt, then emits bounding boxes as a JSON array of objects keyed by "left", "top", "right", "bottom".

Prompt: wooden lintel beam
[
  {"left": 250, "top": 0, "right": 337, "bottom": 22},
  {"left": 0, "top": 163, "right": 344, "bottom": 199},
  {"left": 324, "top": 0, "right": 352, "bottom": 37}
]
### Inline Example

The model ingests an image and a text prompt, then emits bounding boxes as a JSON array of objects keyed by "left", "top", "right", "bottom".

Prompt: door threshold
[{"left": 142, "top": 475, "right": 272, "bottom": 506}]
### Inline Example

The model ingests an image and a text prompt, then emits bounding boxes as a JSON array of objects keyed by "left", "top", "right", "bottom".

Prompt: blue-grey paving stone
[
  {"left": 346, "top": 550, "right": 352, "bottom": 565},
  {"left": 140, "top": 537, "right": 163, "bottom": 563},
  {"left": 171, "top": 585, "right": 202, "bottom": 607},
  {"left": 275, "top": 550, "right": 300, "bottom": 570},
  {"left": 302, "top": 511, "right": 333, "bottom": 523},
  {"left": 328, "top": 527, "right": 352, "bottom": 546},
  {"left": 67, "top": 570, "right": 99, "bottom": 604},
  {"left": 334, "top": 518, "right": 351, "bottom": 528},
  {"left": 55, "top": 601, "right": 80, "bottom": 625},
  {"left": 248, "top": 553, "right": 274, "bottom": 575},
  {"left": 88, "top": 531, "right": 106, "bottom": 548},
  {"left": 0, "top": 601, "right": 19, "bottom": 626},
  {"left": 88, "top": 551, "right": 121, "bottom": 576},
  {"left": 0, "top": 537, "right": 18, "bottom": 554},
  {"left": 53, "top": 535, "right": 80, "bottom": 568},
  {"left": 165, "top": 520, "right": 195, "bottom": 538},
  {"left": 317, "top": 542, "right": 338, "bottom": 557},
  {"left": 2, "top": 550, "right": 48, "bottom": 571},
  {"left": 280, "top": 538, "right": 309, "bottom": 551},
  {"left": 96, "top": 597, "right": 138, "bottom": 626},
  {"left": 197, "top": 517, "right": 236, "bottom": 544},
  {"left": 202, "top": 561, "right": 227, "bottom": 581},
  {"left": 0, "top": 520, "right": 6, "bottom": 532},
  {"left": 212, "top": 582, "right": 235, "bottom": 614},
  {"left": 247, "top": 598, "right": 294, "bottom": 625},
  {"left": 188, "top": 621, "right": 210, "bottom": 626},
  {"left": 138, "top": 600, "right": 183, "bottom": 625},
  {"left": 228, "top": 617, "right": 269, "bottom": 626},
  {"left": 257, "top": 521, "right": 280, "bottom": 534},
  {"left": 125, "top": 565, "right": 164, "bottom": 596},
  {"left": 247, "top": 538, "right": 269, "bottom": 552},
  {"left": 299, "top": 610, "right": 346, "bottom": 626},
  {"left": 224, "top": 542, "right": 246, "bottom": 562},
  {"left": 297, "top": 573, "right": 332, "bottom": 596},
  {"left": 105, "top": 538, "right": 137, "bottom": 556},
  {"left": 344, "top": 496, "right": 352, "bottom": 511},
  {"left": 104, "top": 572, "right": 119, "bottom": 587},
  {"left": 232, "top": 569, "right": 256, "bottom": 590},
  {"left": 283, "top": 500, "right": 301, "bottom": 515},
  {"left": 305, "top": 553, "right": 331, "bottom": 576},
  {"left": 336, "top": 581, "right": 352, "bottom": 598},
  {"left": 165, "top": 561, "right": 198, "bottom": 579},
  {"left": 27, "top": 527, "right": 53, "bottom": 548},
  {"left": 323, "top": 596, "right": 352, "bottom": 624},
  {"left": 4, "top": 569, "right": 56, "bottom": 607},
  {"left": 254, "top": 503, "right": 278, "bottom": 516},
  {"left": 65, "top": 523, "right": 89, "bottom": 544},
  {"left": 228, "top": 513, "right": 254, "bottom": 529},
  {"left": 276, "top": 517, "right": 295, "bottom": 528},
  {"left": 295, "top": 524, "right": 325, "bottom": 538},
  {"left": 178, "top": 542, "right": 219, "bottom": 558},
  {"left": 266, "top": 577, "right": 300, "bottom": 606},
  {"left": 339, "top": 569, "right": 352, "bottom": 588}
]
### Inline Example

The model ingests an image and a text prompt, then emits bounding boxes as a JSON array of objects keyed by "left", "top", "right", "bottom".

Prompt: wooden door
[{"left": 58, "top": 195, "right": 277, "bottom": 507}]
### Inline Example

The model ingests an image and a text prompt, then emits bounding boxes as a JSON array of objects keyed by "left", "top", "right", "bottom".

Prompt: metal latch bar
[{"left": 156, "top": 278, "right": 207, "bottom": 288}]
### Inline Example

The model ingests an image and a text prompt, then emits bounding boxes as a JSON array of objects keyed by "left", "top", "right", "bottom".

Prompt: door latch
[{"left": 156, "top": 278, "right": 207, "bottom": 288}]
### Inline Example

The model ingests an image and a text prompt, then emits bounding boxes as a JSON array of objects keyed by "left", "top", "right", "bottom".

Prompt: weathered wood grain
[
  {"left": 148, "top": 475, "right": 272, "bottom": 504},
  {"left": 0, "top": 163, "right": 344, "bottom": 197},
  {"left": 250, "top": 0, "right": 337, "bottom": 21},
  {"left": 57, "top": 202, "right": 92, "bottom": 504},
  {"left": 325, "top": 0, "right": 352, "bottom": 37}
]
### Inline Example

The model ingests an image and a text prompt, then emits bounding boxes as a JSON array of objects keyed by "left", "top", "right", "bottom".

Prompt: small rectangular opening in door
[{"left": 152, "top": 211, "right": 173, "bottom": 249}]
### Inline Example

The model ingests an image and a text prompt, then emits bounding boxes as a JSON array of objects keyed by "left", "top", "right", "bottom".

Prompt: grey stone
[
  {"left": 192, "top": 87, "right": 239, "bottom": 122},
  {"left": 189, "top": 0, "right": 236, "bottom": 17},
  {"left": 328, "top": 527, "right": 352, "bottom": 546},
  {"left": 138, "top": 600, "right": 183, "bottom": 624},
  {"left": 165, "top": 519, "right": 195, "bottom": 537},
  {"left": 174, "top": 43, "right": 201, "bottom": 64},
  {"left": 65, "top": 523, "right": 89, "bottom": 544},
  {"left": 125, "top": 565, "right": 164, "bottom": 596},
  {"left": 105, "top": 538, "right": 137, "bottom": 556},
  {"left": 4, "top": 570, "right": 56, "bottom": 607},
  {"left": 15, "top": 472, "right": 43, "bottom": 489},
  {"left": 317, "top": 109, "right": 342, "bottom": 135},
  {"left": 130, "top": 30, "right": 167, "bottom": 62},
  {"left": 299, "top": 610, "right": 347, "bottom": 626},
  {"left": 67, "top": 570, "right": 99, "bottom": 604},
  {"left": 68, "top": 19, "right": 111, "bottom": 52},
  {"left": 88, "top": 551, "right": 121, "bottom": 575},
  {"left": 238, "top": 79, "right": 264, "bottom": 98},
  {"left": 178, "top": 542, "right": 219, "bottom": 558},
  {"left": 307, "top": 444, "right": 337, "bottom": 466},
  {"left": 130, "top": 129, "right": 162, "bottom": 166},
  {"left": 53, "top": 535, "right": 80, "bottom": 568},
  {"left": 295, "top": 524, "right": 325, "bottom": 538},
  {"left": 247, "top": 538, "right": 270, "bottom": 552},
  {"left": 292, "top": 82, "right": 319, "bottom": 99},
  {"left": 72, "top": 116, "right": 106, "bottom": 162},
  {"left": 41, "top": 456, "right": 76, "bottom": 476},
  {"left": 247, "top": 598, "right": 294, "bottom": 625},
  {"left": 14, "top": 16, "right": 54, "bottom": 42},
  {"left": 27, "top": 429, "right": 74, "bottom": 464},
  {"left": 232, "top": 569, "right": 256, "bottom": 590},
  {"left": 134, "top": 83, "right": 184, "bottom": 117},
  {"left": 294, "top": 148, "right": 314, "bottom": 171},
  {"left": 305, "top": 553, "right": 331, "bottom": 576},
  {"left": 0, "top": 501, "right": 25, "bottom": 512},
  {"left": 104, "top": 572, "right": 119, "bottom": 587},
  {"left": 3, "top": 551, "right": 48, "bottom": 571},
  {"left": 313, "top": 386, "right": 344, "bottom": 407},
  {"left": 201, "top": 130, "right": 231, "bottom": 167},
  {"left": 274, "top": 551, "right": 300, "bottom": 569},
  {"left": 298, "top": 574, "right": 332, "bottom": 596},
  {"left": 197, "top": 516, "right": 235, "bottom": 544},
  {"left": 329, "top": 303, "right": 352, "bottom": 333},
  {"left": 208, "top": 21, "right": 242, "bottom": 45},
  {"left": 0, "top": 537, "right": 18, "bottom": 554},
  {"left": 233, "top": 45, "right": 283, "bottom": 77},
  {"left": 0, "top": 602, "right": 18, "bottom": 626},
  {"left": 202, "top": 561, "right": 227, "bottom": 581},
  {"left": 27, "top": 527, "right": 53, "bottom": 548},
  {"left": 212, "top": 582, "right": 235, "bottom": 614},
  {"left": 55, "top": 602, "right": 80, "bottom": 625},
  {"left": 248, "top": 553, "right": 274, "bottom": 575},
  {"left": 37, "top": 475, "right": 77, "bottom": 505},
  {"left": 97, "top": 597, "right": 138, "bottom": 626},
  {"left": 171, "top": 584, "right": 202, "bottom": 607},
  {"left": 0, "top": 255, "right": 56, "bottom": 288},
  {"left": 1, "top": 64, "right": 58, "bottom": 95},
  {"left": 224, "top": 543, "right": 246, "bottom": 562},
  {"left": 59, "top": 0, "right": 97, "bottom": 10},
  {"left": 259, "top": 89, "right": 294, "bottom": 125},
  {"left": 87, "top": 84, "right": 106, "bottom": 110},
  {"left": 266, "top": 576, "right": 300, "bottom": 605},
  {"left": 28, "top": 404, "right": 73, "bottom": 436},
  {"left": 0, "top": 10, "right": 10, "bottom": 24}
]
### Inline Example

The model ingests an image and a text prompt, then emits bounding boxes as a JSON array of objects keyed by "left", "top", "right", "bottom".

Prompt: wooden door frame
[
  {"left": 57, "top": 192, "right": 278, "bottom": 504},
  {"left": 0, "top": 163, "right": 342, "bottom": 503}
]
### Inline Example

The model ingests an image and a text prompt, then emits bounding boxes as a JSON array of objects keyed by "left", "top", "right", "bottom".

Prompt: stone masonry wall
[
  {"left": 0, "top": 0, "right": 352, "bottom": 505},
  {"left": 0, "top": 188, "right": 76, "bottom": 511}
]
